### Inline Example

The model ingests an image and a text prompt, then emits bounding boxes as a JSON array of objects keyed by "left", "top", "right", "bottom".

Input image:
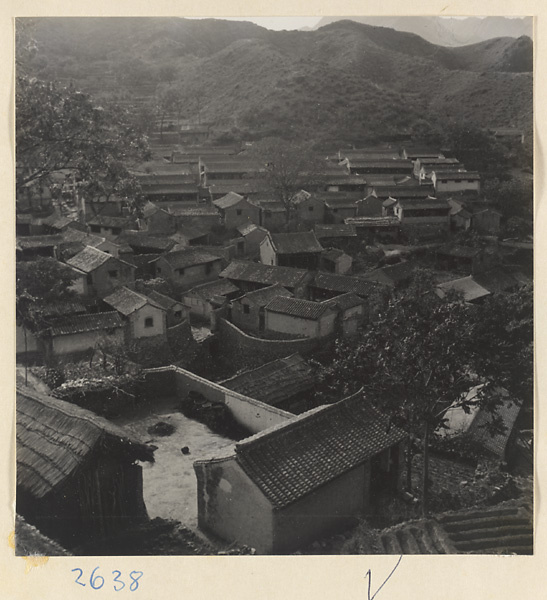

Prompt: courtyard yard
[{"left": 114, "top": 397, "right": 235, "bottom": 530}]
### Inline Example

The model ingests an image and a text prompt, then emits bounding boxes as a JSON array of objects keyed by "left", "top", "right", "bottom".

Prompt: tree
[
  {"left": 441, "top": 124, "right": 510, "bottom": 182},
  {"left": 16, "top": 258, "right": 77, "bottom": 384},
  {"left": 483, "top": 178, "right": 533, "bottom": 221},
  {"left": 317, "top": 270, "right": 509, "bottom": 514},
  {"left": 16, "top": 76, "right": 150, "bottom": 205},
  {"left": 250, "top": 138, "right": 326, "bottom": 223}
]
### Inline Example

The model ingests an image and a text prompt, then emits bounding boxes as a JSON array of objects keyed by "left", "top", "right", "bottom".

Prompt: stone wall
[
  {"left": 144, "top": 366, "right": 293, "bottom": 434},
  {"left": 216, "top": 318, "right": 330, "bottom": 370}
]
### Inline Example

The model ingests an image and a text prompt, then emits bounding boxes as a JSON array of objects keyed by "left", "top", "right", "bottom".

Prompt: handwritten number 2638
[{"left": 71, "top": 568, "right": 143, "bottom": 591}]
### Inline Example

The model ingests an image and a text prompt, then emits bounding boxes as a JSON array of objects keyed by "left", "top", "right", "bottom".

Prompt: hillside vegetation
[{"left": 22, "top": 18, "right": 533, "bottom": 145}]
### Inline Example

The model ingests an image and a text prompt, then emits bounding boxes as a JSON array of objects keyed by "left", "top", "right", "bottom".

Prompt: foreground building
[
  {"left": 194, "top": 393, "right": 406, "bottom": 553},
  {"left": 16, "top": 388, "right": 155, "bottom": 550}
]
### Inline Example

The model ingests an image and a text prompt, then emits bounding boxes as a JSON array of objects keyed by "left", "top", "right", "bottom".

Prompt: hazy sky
[
  {"left": 187, "top": 17, "right": 322, "bottom": 30},
  {"left": 186, "top": 16, "right": 527, "bottom": 31}
]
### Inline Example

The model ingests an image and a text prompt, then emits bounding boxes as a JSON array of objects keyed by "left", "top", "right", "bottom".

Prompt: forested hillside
[{"left": 20, "top": 17, "right": 533, "bottom": 146}]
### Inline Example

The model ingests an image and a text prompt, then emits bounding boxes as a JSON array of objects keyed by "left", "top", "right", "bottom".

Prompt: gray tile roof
[
  {"left": 434, "top": 171, "right": 481, "bottom": 181},
  {"left": 436, "top": 276, "right": 491, "bottom": 302},
  {"left": 65, "top": 246, "right": 114, "bottom": 273},
  {"left": 235, "top": 393, "right": 406, "bottom": 508},
  {"left": 157, "top": 248, "right": 222, "bottom": 270},
  {"left": 220, "top": 260, "right": 309, "bottom": 289},
  {"left": 185, "top": 278, "right": 240, "bottom": 300},
  {"left": 17, "top": 235, "right": 64, "bottom": 249},
  {"left": 270, "top": 232, "right": 323, "bottom": 255},
  {"left": 265, "top": 296, "right": 334, "bottom": 320},
  {"left": 237, "top": 284, "right": 293, "bottom": 307},
  {"left": 103, "top": 286, "right": 163, "bottom": 316},
  {"left": 315, "top": 224, "right": 357, "bottom": 238},
  {"left": 213, "top": 192, "right": 246, "bottom": 210},
  {"left": 48, "top": 311, "right": 123, "bottom": 336},
  {"left": 311, "top": 272, "right": 382, "bottom": 297},
  {"left": 468, "top": 393, "right": 522, "bottom": 458},
  {"left": 221, "top": 353, "right": 314, "bottom": 408},
  {"left": 324, "top": 292, "right": 364, "bottom": 311},
  {"left": 145, "top": 289, "right": 180, "bottom": 310}
]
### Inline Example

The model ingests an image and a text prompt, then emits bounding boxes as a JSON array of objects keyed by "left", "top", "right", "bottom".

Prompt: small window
[
  {"left": 156, "top": 267, "right": 162, "bottom": 274},
  {"left": 441, "top": 179, "right": 448, "bottom": 184},
  {"left": 112, "top": 227, "right": 121, "bottom": 235},
  {"left": 205, "top": 263, "right": 213, "bottom": 275},
  {"left": 108, "top": 270, "right": 118, "bottom": 278},
  {"left": 333, "top": 208, "right": 338, "bottom": 214},
  {"left": 174, "top": 310, "right": 182, "bottom": 319},
  {"left": 243, "top": 304, "right": 250, "bottom": 314},
  {"left": 86, "top": 273, "right": 93, "bottom": 285},
  {"left": 144, "top": 317, "right": 154, "bottom": 328},
  {"left": 178, "top": 267, "right": 185, "bottom": 276},
  {"left": 467, "top": 180, "right": 475, "bottom": 184},
  {"left": 308, "top": 206, "right": 314, "bottom": 212},
  {"left": 236, "top": 209, "right": 243, "bottom": 216}
]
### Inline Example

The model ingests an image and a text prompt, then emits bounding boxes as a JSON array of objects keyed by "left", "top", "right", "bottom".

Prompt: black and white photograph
[{"left": 14, "top": 15, "right": 534, "bottom": 559}]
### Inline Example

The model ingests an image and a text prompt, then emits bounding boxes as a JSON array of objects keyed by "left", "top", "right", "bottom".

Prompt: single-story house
[
  {"left": 264, "top": 296, "right": 338, "bottom": 339},
  {"left": 169, "top": 226, "right": 210, "bottom": 248},
  {"left": 220, "top": 260, "right": 312, "bottom": 296},
  {"left": 436, "top": 245, "right": 500, "bottom": 275},
  {"left": 65, "top": 246, "right": 136, "bottom": 298},
  {"left": 432, "top": 171, "right": 481, "bottom": 194},
  {"left": 471, "top": 208, "right": 502, "bottom": 235},
  {"left": 213, "top": 192, "right": 261, "bottom": 229},
  {"left": 314, "top": 224, "right": 357, "bottom": 242},
  {"left": 231, "top": 284, "right": 293, "bottom": 334},
  {"left": 472, "top": 268, "right": 526, "bottom": 294},
  {"left": 144, "top": 289, "right": 187, "bottom": 327},
  {"left": 394, "top": 198, "right": 451, "bottom": 228},
  {"left": 116, "top": 231, "right": 176, "bottom": 255},
  {"left": 194, "top": 392, "right": 406, "bottom": 553},
  {"left": 292, "top": 190, "right": 325, "bottom": 224},
  {"left": 152, "top": 248, "right": 223, "bottom": 290},
  {"left": 435, "top": 276, "right": 491, "bottom": 303},
  {"left": 40, "top": 311, "right": 125, "bottom": 360},
  {"left": 344, "top": 216, "right": 401, "bottom": 242},
  {"left": 17, "top": 388, "right": 154, "bottom": 550},
  {"left": 413, "top": 157, "right": 461, "bottom": 179},
  {"left": 401, "top": 147, "right": 444, "bottom": 160},
  {"left": 87, "top": 215, "right": 137, "bottom": 238},
  {"left": 363, "top": 261, "right": 416, "bottom": 288},
  {"left": 236, "top": 223, "right": 269, "bottom": 259},
  {"left": 103, "top": 286, "right": 167, "bottom": 340},
  {"left": 41, "top": 213, "right": 86, "bottom": 235},
  {"left": 440, "top": 387, "right": 522, "bottom": 461},
  {"left": 324, "top": 292, "right": 367, "bottom": 337},
  {"left": 356, "top": 195, "right": 384, "bottom": 217},
  {"left": 347, "top": 158, "right": 414, "bottom": 175},
  {"left": 139, "top": 201, "right": 177, "bottom": 234},
  {"left": 320, "top": 248, "right": 352, "bottom": 275},
  {"left": 324, "top": 197, "right": 359, "bottom": 223},
  {"left": 183, "top": 278, "right": 240, "bottom": 320},
  {"left": 309, "top": 272, "right": 381, "bottom": 302},
  {"left": 220, "top": 353, "right": 315, "bottom": 414},
  {"left": 16, "top": 235, "right": 64, "bottom": 261},
  {"left": 259, "top": 201, "right": 287, "bottom": 230},
  {"left": 260, "top": 231, "right": 324, "bottom": 270}
]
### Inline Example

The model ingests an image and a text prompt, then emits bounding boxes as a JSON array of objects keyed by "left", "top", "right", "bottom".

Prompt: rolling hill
[
  {"left": 21, "top": 17, "right": 533, "bottom": 145},
  {"left": 313, "top": 16, "right": 533, "bottom": 47}
]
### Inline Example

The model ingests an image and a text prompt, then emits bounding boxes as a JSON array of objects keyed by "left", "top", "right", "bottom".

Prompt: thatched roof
[
  {"left": 17, "top": 389, "right": 154, "bottom": 500},
  {"left": 15, "top": 514, "right": 71, "bottom": 556}
]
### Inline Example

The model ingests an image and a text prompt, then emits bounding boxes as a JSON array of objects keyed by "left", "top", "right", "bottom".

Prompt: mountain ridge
[{"left": 22, "top": 18, "right": 533, "bottom": 145}]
